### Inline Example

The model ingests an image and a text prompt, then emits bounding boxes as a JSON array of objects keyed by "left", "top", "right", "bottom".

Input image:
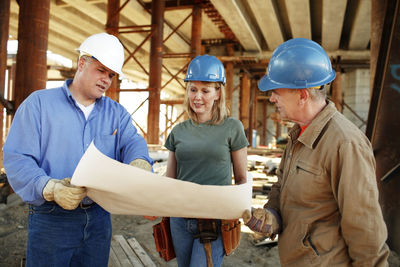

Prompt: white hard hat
[{"left": 77, "top": 33, "right": 125, "bottom": 79}]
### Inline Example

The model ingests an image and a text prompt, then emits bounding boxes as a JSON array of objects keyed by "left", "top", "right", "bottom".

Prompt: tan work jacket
[{"left": 266, "top": 101, "right": 389, "bottom": 266}]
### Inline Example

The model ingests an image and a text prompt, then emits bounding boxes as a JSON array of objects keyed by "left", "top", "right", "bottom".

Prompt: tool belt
[
  {"left": 152, "top": 217, "right": 176, "bottom": 261},
  {"left": 196, "top": 218, "right": 241, "bottom": 256},
  {"left": 221, "top": 219, "right": 241, "bottom": 255},
  {"left": 196, "top": 219, "right": 219, "bottom": 243}
]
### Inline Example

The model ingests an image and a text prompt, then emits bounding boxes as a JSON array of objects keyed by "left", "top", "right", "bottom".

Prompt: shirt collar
[
  {"left": 62, "top": 79, "right": 103, "bottom": 107},
  {"left": 289, "top": 100, "right": 337, "bottom": 149}
]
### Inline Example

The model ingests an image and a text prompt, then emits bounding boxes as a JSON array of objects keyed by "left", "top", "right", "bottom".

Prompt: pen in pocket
[{"left": 112, "top": 129, "right": 118, "bottom": 135}]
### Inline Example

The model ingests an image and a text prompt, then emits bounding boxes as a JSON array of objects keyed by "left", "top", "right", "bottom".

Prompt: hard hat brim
[{"left": 258, "top": 71, "right": 336, "bottom": 91}]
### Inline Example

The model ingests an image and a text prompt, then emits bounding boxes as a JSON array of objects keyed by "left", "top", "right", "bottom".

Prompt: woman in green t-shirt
[{"left": 164, "top": 55, "right": 249, "bottom": 267}]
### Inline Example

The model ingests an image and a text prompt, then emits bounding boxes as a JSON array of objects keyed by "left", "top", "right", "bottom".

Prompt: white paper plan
[{"left": 71, "top": 142, "right": 252, "bottom": 219}]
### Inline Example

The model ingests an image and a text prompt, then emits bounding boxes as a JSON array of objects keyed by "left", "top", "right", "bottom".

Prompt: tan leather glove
[
  {"left": 43, "top": 179, "right": 61, "bottom": 202},
  {"left": 43, "top": 178, "right": 87, "bottom": 210},
  {"left": 129, "top": 159, "right": 152, "bottom": 171},
  {"left": 242, "top": 208, "right": 281, "bottom": 239}
]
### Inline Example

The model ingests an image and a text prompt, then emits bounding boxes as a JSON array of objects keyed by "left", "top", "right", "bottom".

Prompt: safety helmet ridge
[
  {"left": 184, "top": 55, "right": 226, "bottom": 85},
  {"left": 77, "top": 33, "right": 125, "bottom": 79},
  {"left": 258, "top": 38, "right": 336, "bottom": 91}
]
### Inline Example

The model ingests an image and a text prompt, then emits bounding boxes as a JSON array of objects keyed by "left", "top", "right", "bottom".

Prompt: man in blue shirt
[{"left": 3, "top": 33, "right": 153, "bottom": 266}]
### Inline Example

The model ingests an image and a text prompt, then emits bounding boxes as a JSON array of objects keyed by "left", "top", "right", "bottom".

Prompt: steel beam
[
  {"left": 331, "top": 61, "right": 343, "bottom": 112},
  {"left": 14, "top": 0, "right": 50, "bottom": 110},
  {"left": 370, "top": 0, "right": 387, "bottom": 93},
  {"left": 240, "top": 72, "right": 250, "bottom": 133},
  {"left": 248, "top": 79, "right": 257, "bottom": 147},
  {"left": 191, "top": 4, "right": 202, "bottom": 56},
  {"left": 225, "top": 43, "right": 234, "bottom": 113},
  {"left": 106, "top": 0, "right": 121, "bottom": 102},
  {"left": 366, "top": 0, "right": 400, "bottom": 254},
  {"left": 261, "top": 100, "right": 267, "bottom": 146},
  {"left": 0, "top": 0, "right": 11, "bottom": 149},
  {"left": 147, "top": 0, "right": 165, "bottom": 144}
]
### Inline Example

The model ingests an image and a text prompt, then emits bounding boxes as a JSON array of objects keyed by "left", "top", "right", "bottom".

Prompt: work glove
[
  {"left": 129, "top": 158, "right": 152, "bottom": 172},
  {"left": 43, "top": 178, "right": 87, "bottom": 210},
  {"left": 242, "top": 207, "right": 281, "bottom": 239}
]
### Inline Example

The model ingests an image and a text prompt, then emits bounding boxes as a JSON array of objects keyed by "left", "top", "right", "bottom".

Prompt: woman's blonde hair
[{"left": 184, "top": 81, "right": 229, "bottom": 125}]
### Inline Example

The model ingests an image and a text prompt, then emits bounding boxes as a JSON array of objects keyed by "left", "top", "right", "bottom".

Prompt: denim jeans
[
  {"left": 26, "top": 202, "right": 111, "bottom": 267},
  {"left": 170, "top": 217, "right": 225, "bottom": 267}
]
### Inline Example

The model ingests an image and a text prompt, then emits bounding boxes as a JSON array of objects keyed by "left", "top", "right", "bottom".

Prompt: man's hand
[
  {"left": 129, "top": 159, "right": 152, "bottom": 171},
  {"left": 242, "top": 208, "right": 281, "bottom": 239},
  {"left": 43, "top": 179, "right": 60, "bottom": 202},
  {"left": 43, "top": 178, "right": 87, "bottom": 210},
  {"left": 143, "top": 216, "right": 158, "bottom": 221}
]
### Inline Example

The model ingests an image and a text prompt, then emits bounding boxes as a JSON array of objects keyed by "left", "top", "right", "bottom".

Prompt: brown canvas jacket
[{"left": 266, "top": 101, "right": 389, "bottom": 266}]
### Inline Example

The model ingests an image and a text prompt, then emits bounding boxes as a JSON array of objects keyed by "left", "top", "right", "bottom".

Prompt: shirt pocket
[
  {"left": 288, "top": 160, "right": 329, "bottom": 203},
  {"left": 94, "top": 134, "right": 117, "bottom": 159},
  {"left": 296, "top": 160, "right": 322, "bottom": 177}
]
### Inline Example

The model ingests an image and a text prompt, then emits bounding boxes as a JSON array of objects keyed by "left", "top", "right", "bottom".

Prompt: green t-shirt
[{"left": 164, "top": 117, "right": 249, "bottom": 185}]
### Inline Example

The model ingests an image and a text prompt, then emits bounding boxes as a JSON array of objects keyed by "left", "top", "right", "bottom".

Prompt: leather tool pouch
[
  {"left": 221, "top": 219, "right": 241, "bottom": 255},
  {"left": 196, "top": 219, "right": 219, "bottom": 243},
  {"left": 152, "top": 217, "right": 176, "bottom": 261}
]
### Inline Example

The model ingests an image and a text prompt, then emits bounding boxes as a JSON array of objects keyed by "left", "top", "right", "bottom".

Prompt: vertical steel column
[
  {"left": 225, "top": 44, "right": 234, "bottom": 113},
  {"left": 240, "top": 72, "right": 250, "bottom": 137},
  {"left": 106, "top": 0, "right": 121, "bottom": 102},
  {"left": 0, "top": 0, "right": 10, "bottom": 149},
  {"left": 331, "top": 67, "right": 343, "bottom": 112},
  {"left": 261, "top": 100, "right": 267, "bottom": 146},
  {"left": 367, "top": 0, "right": 400, "bottom": 254},
  {"left": 370, "top": 0, "right": 387, "bottom": 94},
  {"left": 14, "top": 0, "right": 50, "bottom": 110},
  {"left": 191, "top": 4, "right": 202, "bottom": 56},
  {"left": 147, "top": 0, "right": 165, "bottom": 144},
  {"left": 248, "top": 79, "right": 257, "bottom": 147},
  {"left": 0, "top": 0, "right": 10, "bottom": 98}
]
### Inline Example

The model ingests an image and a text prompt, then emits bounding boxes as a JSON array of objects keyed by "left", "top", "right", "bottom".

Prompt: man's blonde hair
[{"left": 184, "top": 81, "right": 229, "bottom": 125}]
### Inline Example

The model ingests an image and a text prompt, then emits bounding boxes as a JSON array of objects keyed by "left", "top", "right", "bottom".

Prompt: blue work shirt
[{"left": 3, "top": 79, "right": 153, "bottom": 205}]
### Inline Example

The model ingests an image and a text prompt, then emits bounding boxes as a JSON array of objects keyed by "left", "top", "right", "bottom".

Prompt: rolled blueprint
[{"left": 71, "top": 142, "right": 252, "bottom": 219}]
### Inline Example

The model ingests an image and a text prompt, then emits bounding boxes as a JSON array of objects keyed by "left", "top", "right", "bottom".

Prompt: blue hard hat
[
  {"left": 184, "top": 55, "right": 226, "bottom": 85},
  {"left": 258, "top": 38, "right": 336, "bottom": 91}
]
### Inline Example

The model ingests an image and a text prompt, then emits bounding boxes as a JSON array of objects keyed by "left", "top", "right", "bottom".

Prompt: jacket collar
[{"left": 289, "top": 100, "right": 337, "bottom": 149}]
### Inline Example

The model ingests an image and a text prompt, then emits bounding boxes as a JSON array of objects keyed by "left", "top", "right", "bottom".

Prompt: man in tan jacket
[{"left": 244, "top": 38, "right": 389, "bottom": 266}]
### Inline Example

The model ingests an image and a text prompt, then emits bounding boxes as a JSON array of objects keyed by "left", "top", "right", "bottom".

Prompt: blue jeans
[
  {"left": 170, "top": 217, "right": 225, "bottom": 267},
  {"left": 26, "top": 202, "right": 111, "bottom": 267}
]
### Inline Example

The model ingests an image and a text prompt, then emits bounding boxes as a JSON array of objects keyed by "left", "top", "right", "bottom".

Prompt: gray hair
[{"left": 306, "top": 86, "right": 327, "bottom": 102}]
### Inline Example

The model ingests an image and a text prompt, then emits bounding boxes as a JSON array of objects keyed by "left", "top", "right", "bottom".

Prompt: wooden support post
[
  {"left": 147, "top": 0, "right": 164, "bottom": 144},
  {"left": 240, "top": 72, "right": 250, "bottom": 139},
  {"left": 14, "top": 0, "right": 50, "bottom": 110},
  {"left": 106, "top": 0, "right": 121, "bottom": 102}
]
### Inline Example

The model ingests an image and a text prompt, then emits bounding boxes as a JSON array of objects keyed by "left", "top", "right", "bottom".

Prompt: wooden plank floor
[{"left": 108, "top": 235, "right": 156, "bottom": 267}]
